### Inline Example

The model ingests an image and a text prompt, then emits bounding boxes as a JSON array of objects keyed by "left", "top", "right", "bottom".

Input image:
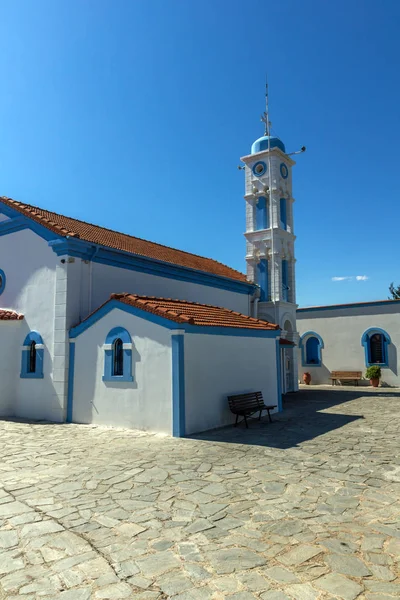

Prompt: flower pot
[
  {"left": 303, "top": 372, "right": 311, "bottom": 385},
  {"left": 370, "top": 378, "right": 379, "bottom": 388}
]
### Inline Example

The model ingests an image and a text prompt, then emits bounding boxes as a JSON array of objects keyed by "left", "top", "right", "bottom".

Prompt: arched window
[
  {"left": 112, "top": 338, "right": 124, "bottom": 376},
  {"left": 21, "top": 331, "right": 44, "bottom": 378},
  {"left": 103, "top": 327, "right": 133, "bottom": 382},
  {"left": 255, "top": 196, "right": 269, "bottom": 230},
  {"left": 361, "top": 328, "right": 391, "bottom": 367},
  {"left": 29, "top": 341, "right": 37, "bottom": 373},
  {"left": 299, "top": 332, "right": 324, "bottom": 367}
]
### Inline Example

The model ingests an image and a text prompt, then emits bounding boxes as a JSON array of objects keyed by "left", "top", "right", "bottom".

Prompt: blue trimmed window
[
  {"left": 280, "top": 198, "right": 287, "bottom": 230},
  {"left": 103, "top": 327, "right": 133, "bottom": 382},
  {"left": 257, "top": 259, "right": 268, "bottom": 301},
  {"left": 255, "top": 196, "right": 269, "bottom": 230},
  {"left": 361, "top": 328, "right": 391, "bottom": 367},
  {"left": 20, "top": 331, "right": 44, "bottom": 378},
  {"left": 300, "top": 332, "right": 324, "bottom": 367}
]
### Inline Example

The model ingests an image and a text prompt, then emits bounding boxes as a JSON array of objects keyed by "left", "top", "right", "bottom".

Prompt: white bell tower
[{"left": 240, "top": 86, "right": 299, "bottom": 392}]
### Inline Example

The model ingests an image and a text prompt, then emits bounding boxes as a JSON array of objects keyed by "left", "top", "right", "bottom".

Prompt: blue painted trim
[
  {"left": 0, "top": 201, "right": 254, "bottom": 296},
  {"left": 105, "top": 326, "right": 132, "bottom": 345},
  {"left": 361, "top": 327, "right": 391, "bottom": 368},
  {"left": 280, "top": 163, "right": 289, "bottom": 179},
  {"left": 67, "top": 343, "right": 75, "bottom": 423},
  {"left": 0, "top": 268, "right": 5, "bottom": 295},
  {"left": 252, "top": 161, "right": 267, "bottom": 177},
  {"left": 297, "top": 299, "right": 400, "bottom": 312},
  {"left": 299, "top": 331, "right": 324, "bottom": 367},
  {"left": 22, "top": 331, "right": 43, "bottom": 345},
  {"left": 49, "top": 240, "right": 254, "bottom": 295},
  {"left": 0, "top": 202, "right": 61, "bottom": 242},
  {"left": 275, "top": 338, "right": 282, "bottom": 412},
  {"left": 20, "top": 331, "right": 44, "bottom": 379},
  {"left": 70, "top": 298, "right": 280, "bottom": 340},
  {"left": 172, "top": 334, "right": 185, "bottom": 437},
  {"left": 103, "top": 327, "right": 133, "bottom": 382}
]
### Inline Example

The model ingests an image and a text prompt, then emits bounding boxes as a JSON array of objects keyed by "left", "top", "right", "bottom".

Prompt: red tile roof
[
  {"left": 1, "top": 197, "right": 248, "bottom": 284},
  {"left": 0, "top": 309, "right": 24, "bottom": 321},
  {"left": 107, "top": 293, "right": 279, "bottom": 330}
]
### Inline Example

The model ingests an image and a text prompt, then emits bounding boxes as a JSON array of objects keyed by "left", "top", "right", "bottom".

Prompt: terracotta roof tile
[
  {"left": 108, "top": 294, "right": 279, "bottom": 330},
  {"left": 1, "top": 197, "right": 248, "bottom": 284},
  {"left": 0, "top": 309, "right": 24, "bottom": 321}
]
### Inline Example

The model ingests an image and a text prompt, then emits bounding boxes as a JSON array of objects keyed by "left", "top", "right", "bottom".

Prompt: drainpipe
[{"left": 252, "top": 286, "right": 261, "bottom": 319}]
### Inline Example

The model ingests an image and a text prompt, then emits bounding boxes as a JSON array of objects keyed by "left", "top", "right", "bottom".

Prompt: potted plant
[
  {"left": 365, "top": 366, "right": 381, "bottom": 388},
  {"left": 303, "top": 372, "right": 311, "bottom": 385}
]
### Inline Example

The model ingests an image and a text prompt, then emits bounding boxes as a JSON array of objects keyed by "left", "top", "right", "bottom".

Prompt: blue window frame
[
  {"left": 299, "top": 331, "right": 324, "bottom": 367},
  {"left": 255, "top": 196, "right": 269, "bottom": 230},
  {"left": 0, "top": 269, "right": 5, "bottom": 295},
  {"left": 257, "top": 258, "right": 268, "bottom": 301},
  {"left": 252, "top": 161, "right": 267, "bottom": 177},
  {"left": 280, "top": 198, "right": 287, "bottom": 230},
  {"left": 20, "top": 331, "right": 44, "bottom": 378},
  {"left": 361, "top": 328, "right": 391, "bottom": 367},
  {"left": 103, "top": 327, "right": 133, "bottom": 382}
]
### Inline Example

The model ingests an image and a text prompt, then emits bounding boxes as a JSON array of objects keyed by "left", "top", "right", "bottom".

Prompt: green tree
[{"left": 389, "top": 282, "right": 400, "bottom": 300}]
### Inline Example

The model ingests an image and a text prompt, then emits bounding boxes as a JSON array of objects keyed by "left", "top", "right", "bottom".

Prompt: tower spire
[{"left": 261, "top": 79, "right": 271, "bottom": 136}]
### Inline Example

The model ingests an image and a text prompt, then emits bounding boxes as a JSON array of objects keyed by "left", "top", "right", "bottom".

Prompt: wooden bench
[
  {"left": 330, "top": 371, "right": 362, "bottom": 386},
  {"left": 227, "top": 391, "right": 276, "bottom": 428}
]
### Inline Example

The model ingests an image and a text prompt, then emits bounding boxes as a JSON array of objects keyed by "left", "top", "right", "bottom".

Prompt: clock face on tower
[
  {"left": 252, "top": 161, "right": 267, "bottom": 177},
  {"left": 280, "top": 163, "right": 288, "bottom": 179}
]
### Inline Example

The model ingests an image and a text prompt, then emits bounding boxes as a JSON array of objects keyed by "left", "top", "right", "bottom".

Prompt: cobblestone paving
[{"left": 0, "top": 387, "right": 399, "bottom": 599}]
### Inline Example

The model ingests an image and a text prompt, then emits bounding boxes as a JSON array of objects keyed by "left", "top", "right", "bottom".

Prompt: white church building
[{"left": 0, "top": 104, "right": 398, "bottom": 435}]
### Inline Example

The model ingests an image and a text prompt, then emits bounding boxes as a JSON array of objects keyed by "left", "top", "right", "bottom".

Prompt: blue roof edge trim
[
  {"left": 297, "top": 300, "right": 400, "bottom": 313},
  {"left": 0, "top": 206, "right": 61, "bottom": 243},
  {"left": 49, "top": 239, "right": 255, "bottom": 295},
  {"left": 69, "top": 299, "right": 280, "bottom": 340},
  {"left": 0, "top": 200, "right": 254, "bottom": 295}
]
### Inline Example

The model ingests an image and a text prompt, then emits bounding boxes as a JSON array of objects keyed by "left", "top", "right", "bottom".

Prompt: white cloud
[
  {"left": 331, "top": 276, "right": 353, "bottom": 281},
  {"left": 331, "top": 275, "right": 369, "bottom": 282}
]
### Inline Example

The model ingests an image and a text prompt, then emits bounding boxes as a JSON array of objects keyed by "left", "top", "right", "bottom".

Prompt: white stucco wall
[
  {"left": 0, "top": 228, "right": 64, "bottom": 421},
  {"left": 0, "top": 322, "right": 22, "bottom": 416},
  {"left": 184, "top": 333, "right": 279, "bottom": 435},
  {"left": 297, "top": 304, "right": 400, "bottom": 386},
  {"left": 72, "top": 308, "right": 173, "bottom": 433},
  {"left": 89, "top": 262, "right": 250, "bottom": 316}
]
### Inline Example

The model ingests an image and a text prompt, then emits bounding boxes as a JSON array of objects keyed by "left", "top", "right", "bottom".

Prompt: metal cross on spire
[{"left": 260, "top": 81, "right": 271, "bottom": 136}]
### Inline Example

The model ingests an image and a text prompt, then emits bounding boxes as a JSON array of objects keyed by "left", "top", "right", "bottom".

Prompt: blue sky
[{"left": 1, "top": 0, "right": 399, "bottom": 307}]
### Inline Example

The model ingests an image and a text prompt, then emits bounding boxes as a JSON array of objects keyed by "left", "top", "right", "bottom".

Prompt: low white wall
[
  {"left": 0, "top": 322, "right": 22, "bottom": 416},
  {"left": 297, "top": 305, "right": 400, "bottom": 386},
  {"left": 184, "top": 333, "right": 279, "bottom": 435},
  {"left": 72, "top": 308, "right": 173, "bottom": 433}
]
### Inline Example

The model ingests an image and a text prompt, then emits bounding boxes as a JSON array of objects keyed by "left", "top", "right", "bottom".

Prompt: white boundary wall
[{"left": 297, "top": 304, "right": 400, "bottom": 387}]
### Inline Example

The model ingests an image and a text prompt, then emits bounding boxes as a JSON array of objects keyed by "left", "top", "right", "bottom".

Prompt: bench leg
[
  {"left": 267, "top": 409, "right": 272, "bottom": 423},
  {"left": 259, "top": 410, "right": 262, "bottom": 421}
]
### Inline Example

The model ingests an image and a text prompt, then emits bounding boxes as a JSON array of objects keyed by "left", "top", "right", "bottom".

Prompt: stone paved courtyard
[{"left": 0, "top": 388, "right": 399, "bottom": 600}]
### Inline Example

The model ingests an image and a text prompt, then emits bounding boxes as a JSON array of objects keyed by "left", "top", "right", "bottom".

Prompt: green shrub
[{"left": 365, "top": 365, "right": 381, "bottom": 380}]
